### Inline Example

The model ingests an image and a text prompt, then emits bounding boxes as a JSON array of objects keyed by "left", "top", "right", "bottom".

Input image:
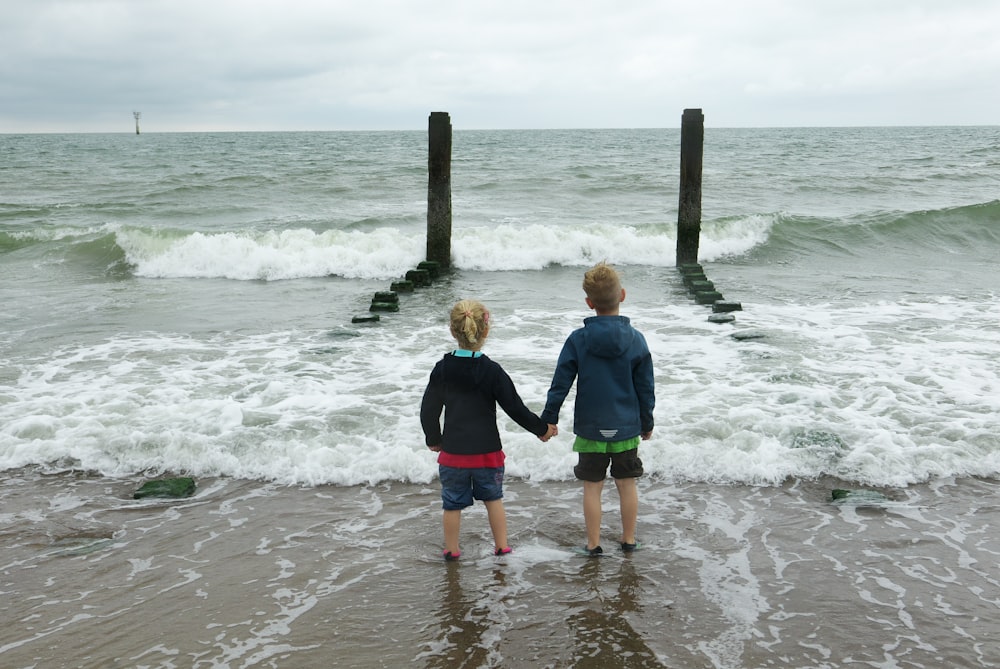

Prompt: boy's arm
[
  {"left": 634, "top": 344, "right": 655, "bottom": 436},
  {"left": 540, "top": 339, "right": 578, "bottom": 425}
]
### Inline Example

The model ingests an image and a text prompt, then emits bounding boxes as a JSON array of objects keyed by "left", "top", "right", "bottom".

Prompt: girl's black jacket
[{"left": 420, "top": 352, "right": 547, "bottom": 455}]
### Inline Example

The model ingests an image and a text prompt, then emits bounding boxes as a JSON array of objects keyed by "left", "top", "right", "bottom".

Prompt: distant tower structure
[{"left": 133, "top": 111, "right": 142, "bottom": 135}]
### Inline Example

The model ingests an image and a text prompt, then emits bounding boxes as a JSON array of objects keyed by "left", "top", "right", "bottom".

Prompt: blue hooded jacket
[{"left": 541, "top": 315, "right": 655, "bottom": 442}]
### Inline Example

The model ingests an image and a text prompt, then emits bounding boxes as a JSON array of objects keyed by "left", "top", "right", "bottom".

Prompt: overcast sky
[{"left": 3, "top": 0, "right": 998, "bottom": 133}]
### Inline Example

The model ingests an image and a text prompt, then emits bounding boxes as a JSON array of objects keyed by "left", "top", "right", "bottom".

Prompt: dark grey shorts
[{"left": 574, "top": 449, "right": 644, "bottom": 482}]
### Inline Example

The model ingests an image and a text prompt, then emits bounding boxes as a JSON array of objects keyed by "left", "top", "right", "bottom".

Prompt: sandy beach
[{"left": 3, "top": 469, "right": 1000, "bottom": 668}]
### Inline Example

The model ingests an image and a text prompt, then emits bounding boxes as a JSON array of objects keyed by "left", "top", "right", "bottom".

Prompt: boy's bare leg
[
  {"left": 484, "top": 499, "right": 509, "bottom": 551},
  {"left": 614, "top": 477, "right": 638, "bottom": 545},
  {"left": 443, "top": 509, "right": 462, "bottom": 555},
  {"left": 582, "top": 480, "right": 605, "bottom": 549}
]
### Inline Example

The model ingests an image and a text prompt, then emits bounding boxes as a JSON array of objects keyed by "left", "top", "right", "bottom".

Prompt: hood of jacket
[{"left": 580, "top": 315, "right": 635, "bottom": 358}]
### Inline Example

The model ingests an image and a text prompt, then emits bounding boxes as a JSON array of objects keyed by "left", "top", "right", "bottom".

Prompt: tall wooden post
[
  {"left": 426, "top": 111, "right": 452, "bottom": 269},
  {"left": 676, "top": 108, "right": 704, "bottom": 266}
]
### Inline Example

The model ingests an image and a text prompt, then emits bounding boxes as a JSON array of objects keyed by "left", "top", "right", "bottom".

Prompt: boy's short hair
[{"left": 583, "top": 262, "right": 622, "bottom": 311}]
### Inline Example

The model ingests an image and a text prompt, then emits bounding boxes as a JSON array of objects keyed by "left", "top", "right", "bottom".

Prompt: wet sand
[{"left": 3, "top": 470, "right": 1000, "bottom": 668}]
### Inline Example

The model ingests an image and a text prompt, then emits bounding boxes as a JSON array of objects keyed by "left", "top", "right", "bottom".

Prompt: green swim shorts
[{"left": 572, "top": 436, "right": 641, "bottom": 454}]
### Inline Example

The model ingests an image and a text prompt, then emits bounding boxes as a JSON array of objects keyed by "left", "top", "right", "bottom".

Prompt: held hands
[
  {"left": 431, "top": 425, "right": 558, "bottom": 449},
  {"left": 641, "top": 430, "right": 653, "bottom": 440},
  {"left": 539, "top": 424, "right": 559, "bottom": 442}
]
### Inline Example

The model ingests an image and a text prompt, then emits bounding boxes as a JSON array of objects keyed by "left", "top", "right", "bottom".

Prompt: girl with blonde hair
[{"left": 421, "top": 299, "right": 557, "bottom": 560}]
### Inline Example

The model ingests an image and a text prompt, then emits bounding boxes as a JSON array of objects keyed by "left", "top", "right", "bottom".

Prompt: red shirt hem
[{"left": 437, "top": 450, "right": 506, "bottom": 468}]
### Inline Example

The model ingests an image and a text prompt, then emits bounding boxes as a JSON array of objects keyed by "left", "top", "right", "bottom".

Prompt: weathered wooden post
[
  {"left": 676, "top": 108, "right": 703, "bottom": 266},
  {"left": 426, "top": 111, "right": 452, "bottom": 269}
]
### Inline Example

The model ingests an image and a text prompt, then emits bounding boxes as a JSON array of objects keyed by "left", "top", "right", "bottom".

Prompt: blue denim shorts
[{"left": 439, "top": 465, "right": 504, "bottom": 510}]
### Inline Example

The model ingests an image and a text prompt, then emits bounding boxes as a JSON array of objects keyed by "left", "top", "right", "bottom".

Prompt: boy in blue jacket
[{"left": 541, "top": 262, "right": 655, "bottom": 556}]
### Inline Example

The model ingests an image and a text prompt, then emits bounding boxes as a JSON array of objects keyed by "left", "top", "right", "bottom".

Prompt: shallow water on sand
[{"left": 3, "top": 470, "right": 1000, "bottom": 668}]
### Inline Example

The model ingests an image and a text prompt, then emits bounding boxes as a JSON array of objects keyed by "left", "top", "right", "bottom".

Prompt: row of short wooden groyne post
[
  {"left": 353, "top": 259, "right": 745, "bottom": 325},
  {"left": 351, "top": 260, "right": 444, "bottom": 323},
  {"left": 677, "top": 262, "right": 742, "bottom": 323},
  {"left": 351, "top": 108, "right": 743, "bottom": 326}
]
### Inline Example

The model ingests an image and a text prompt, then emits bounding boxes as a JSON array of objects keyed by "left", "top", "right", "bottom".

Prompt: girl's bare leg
[
  {"left": 443, "top": 509, "right": 461, "bottom": 555},
  {"left": 484, "top": 499, "right": 509, "bottom": 551}
]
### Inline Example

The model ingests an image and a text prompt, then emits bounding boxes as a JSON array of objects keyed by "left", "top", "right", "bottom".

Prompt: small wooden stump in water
[
  {"left": 369, "top": 301, "right": 399, "bottom": 313},
  {"left": 831, "top": 489, "right": 889, "bottom": 505},
  {"left": 688, "top": 279, "right": 716, "bottom": 293},
  {"left": 390, "top": 280, "right": 414, "bottom": 293},
  {"left": 134, "top": 477, "right": 196, "bottom": 499},
  {"left": 731, "top": 329, "right": 766, "bottom": 340},
  {"left": 417, "top": 260, "right": 442, "bottom": 279},
  {"left": 712, "top": 301, "right": 743, "bottom": 313},
  {"left": 677, "top": 263, "right": 704, "bottom": 276},
  {"left": 695, "top": 290, "right": 723, "bottom": 304},
  {"left": 405, "top": 269, "right": 431, "bottom": 287}
]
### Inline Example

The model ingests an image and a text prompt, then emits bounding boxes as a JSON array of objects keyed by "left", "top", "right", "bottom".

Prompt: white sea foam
[
  {"left": 5, "top": 128, "right": 1000, "bottom": 488},
  {"left": 2, "top": 285, "right": 998, "bottom": 487},
  {"left": 117, "top": 227, "right": 426, "bottom": 280},
  {"left": 113, "top": 216, "right": 775, "bottom": 281}
]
